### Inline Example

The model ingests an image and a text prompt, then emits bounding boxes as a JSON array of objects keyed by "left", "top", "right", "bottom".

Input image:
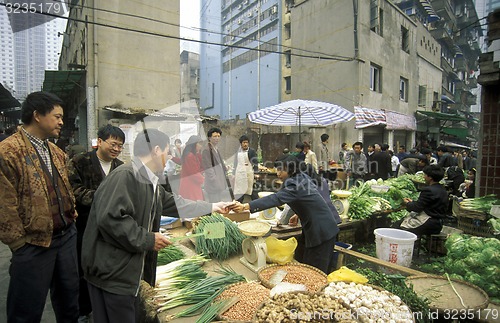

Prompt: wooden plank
[{"left": 334, "top": 245, "right": 426, "bottom": 276}]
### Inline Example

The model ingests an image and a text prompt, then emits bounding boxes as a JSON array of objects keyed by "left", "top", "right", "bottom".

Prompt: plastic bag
[
  {"left": 270, "top": 282, "right": 307, "bottom": 297},
  {"left": 265, "top": 236, "right": 297, "bottom": 265},
  {"left": 327, "top": 266, "right": 368, "bottom": 284}
]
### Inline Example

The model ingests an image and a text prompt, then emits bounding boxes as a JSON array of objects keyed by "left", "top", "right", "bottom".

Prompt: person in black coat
[
  {"left": 397, "top": 165, "right": 448, "bottom": 236},
  {"left": 370, "top": 143, "right": 392, "bottom": 180},
  {"left": 231, "top": 155, "right": 339, "bottom": 274}
]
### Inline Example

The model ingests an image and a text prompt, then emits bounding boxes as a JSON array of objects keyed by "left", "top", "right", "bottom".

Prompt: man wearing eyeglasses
[{"left": 67, "top": 124, "right": 125, "bottom": 322}]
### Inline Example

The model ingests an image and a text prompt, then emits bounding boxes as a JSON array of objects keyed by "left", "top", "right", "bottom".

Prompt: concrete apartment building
[
  {"left": 180, "top": 50, "right": 200, "bottom": 114},
  {"left": 281, "top": 0, "right": 443, "bottom": 150},
  {"left": 52, "top": 0, "right": 181, "bottom": 148}
]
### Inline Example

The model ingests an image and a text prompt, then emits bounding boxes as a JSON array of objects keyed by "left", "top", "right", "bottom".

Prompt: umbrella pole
[{"left": 298, "top": 106, "right": 301, "bottom": 141}]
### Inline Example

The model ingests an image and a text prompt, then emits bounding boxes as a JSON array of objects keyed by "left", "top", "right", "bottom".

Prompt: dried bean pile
[
  {"left": 324, "top": 282, "right": 414, "bottom": 323},
  {"left": 259, "top": 265, "right": 327, "bottom": 292},
  {"left": 254, "top": 292, "right": 355, "bottom": 322},
  {"left": 217, "top": 281, "right": 270, "bottom": 321}
]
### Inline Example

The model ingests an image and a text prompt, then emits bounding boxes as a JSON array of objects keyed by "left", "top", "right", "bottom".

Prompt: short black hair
[
  {"left": 420, "top": 147, "right": 432, "bottom": 155},
  {"left": 97, "top": 124, "right": 125, "bottom": 142},
  {"left": 295, "top": 142, "right": 304, "bottom": 150},
  {"left": 381, "top": 143, "right": 389, "bottom": 151},
  {"left": 303, "top": 141, "right": 311, "bottom": 149},
  {"left": 353, "top": 141, "right": 363, "bottom": 149},
  {"left": 320, "top": 134, "right": 329, "bottom": 142},
  {"left": 274, "top": 154, "right": 300, "bottom": 176},
  {"left": 133, "top": 128, "right": 170, "bottom": 157},
  {"left": 341, "top": 142, "right": 347, "bottom": 148},
  {"left": 21, "top": 91, "right": 64, "bottom": 125},
  {"left": 417, "top": 155, "right": 429, "bottom": 165},
  {"left": 239, "top": 135, "right": 249, "bottom": 143},
  {"left": 436, "top": 146, "right": 448, "bottom": 153},
  {"left": 207, "top": 127, "right": 222, "bottom": 138},
  {"left": 423, "top": 165, "right": 445, "bottom": 182}
]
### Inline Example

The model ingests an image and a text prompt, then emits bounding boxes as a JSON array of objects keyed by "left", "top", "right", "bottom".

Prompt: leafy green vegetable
[{"left": 157, "top": 244, "right": 185, "bottom": 266}]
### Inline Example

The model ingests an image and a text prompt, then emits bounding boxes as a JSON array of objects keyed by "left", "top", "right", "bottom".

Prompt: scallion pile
[
  {"left": 194, "top": 213, "right": 246, "bottom": 260},
  {"left": 157, "top": 244, "right": 185, "bottom": 266},
  {"left": 157, "top": 265, "right": 245, "bottom": 313}
]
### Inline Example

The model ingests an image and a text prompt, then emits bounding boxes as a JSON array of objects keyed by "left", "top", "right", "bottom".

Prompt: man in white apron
[{"left": 233, "top": 135, "right": 259, "bottom": 202}]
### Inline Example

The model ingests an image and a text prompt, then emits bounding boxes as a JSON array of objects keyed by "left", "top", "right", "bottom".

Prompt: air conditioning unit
[
  {"left": 243, "top": 0, "right": 249, "bottom": 4},
  {"left": 247, "top": 11, "right": 253, "bottom": 17},
  {"left": 271, "top": 6, "right": 278, "bottom": 14},
  {"left": 238, "top": 18, "right": 243, "bottom": 24},
  {"left": 238, "top": 4, "right": 242, "bottom": 9},
  {"left": 231, "top": 36, "right": 235, "bottom": 40},
  {"left": 242, "top": 27, "right": 247, "bottom": 32}
]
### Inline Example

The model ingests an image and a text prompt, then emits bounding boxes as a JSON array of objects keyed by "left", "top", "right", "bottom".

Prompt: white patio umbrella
[{"left": 248, "top": 99, "right": 354, "bottom": 137}]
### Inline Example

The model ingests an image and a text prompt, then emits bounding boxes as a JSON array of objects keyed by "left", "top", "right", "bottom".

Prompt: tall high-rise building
[
  {"left": 0, "top": 6, "right": 66, "bottom": 101},
  {"left": 200, "top": 0, "right": 281, "bottom": 119}
]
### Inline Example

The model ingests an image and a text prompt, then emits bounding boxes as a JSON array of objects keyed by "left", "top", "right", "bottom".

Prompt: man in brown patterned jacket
[{"left": 0, "top": 91, "right": 79, "bottom": 322}]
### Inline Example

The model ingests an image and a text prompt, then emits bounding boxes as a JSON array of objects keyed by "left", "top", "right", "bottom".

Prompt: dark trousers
[
  {"left": 76, "top": 224, "right": 92, "bottom": 316},
  {"left": 7, "top": 225, "right": 79, "bottom": 323},
  {"left": 302, "top": 236, "right": 337, "bottom": 274},
  {"left": 87, "top": 283, "right": 136, "bottom": 323}
]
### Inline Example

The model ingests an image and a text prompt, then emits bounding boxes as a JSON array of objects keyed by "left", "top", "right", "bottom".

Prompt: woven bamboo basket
[
  {"left": 406, "top": 275, "right": 489, "bottom": 313},
  {"left": 257, "top": 263, "right": 327, "bottom": 292}
]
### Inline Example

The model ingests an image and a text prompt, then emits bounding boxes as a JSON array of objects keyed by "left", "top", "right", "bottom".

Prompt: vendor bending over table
[{"left": 231, "top": 155, "right": 339, "bottom": 274}]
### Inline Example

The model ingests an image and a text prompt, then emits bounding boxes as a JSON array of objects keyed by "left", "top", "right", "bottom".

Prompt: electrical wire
[{"left": 41, "top": 0, "right": 354, "bottom": 60}]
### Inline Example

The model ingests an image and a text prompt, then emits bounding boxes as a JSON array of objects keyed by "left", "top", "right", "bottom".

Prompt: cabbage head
[
  {"left": 482, "top": 265, "right": 500, "bottom": 282},
  {"left": 466, "top": 273, "right": 483, "bottom": 287},
  {"left": 446, "top": 240, "right": 468, "bottom": 259},
  {"left": 445, "top": 233, "right": 465, "bottom": 250},
  {"left": 483, "top": 238, "right": 500, "bottom": 250},
  {"left": 465, "top": 237, "right": 484, "bottom": 252},
  {"left": 449, "top": 273, "right": 464, "bottom": 281},
  {"left": 479, "top": 247, "right": 500, "bottom": 265},
  {"left": 483, "top": 283, "right": 499, "bottom": 298},
  {"left": 464, "top": 255, "right": 481, "bottom": 268},
  {"left": 448, "top": 259, "right": 469, "bottom": 276}
]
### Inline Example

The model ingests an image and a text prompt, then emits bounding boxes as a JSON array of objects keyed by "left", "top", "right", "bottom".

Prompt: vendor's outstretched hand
[
  {"left": 289, "top": 214, "right": 299, "bottom": 226},
  {"left": 402, "top": 197, "right": 412, "bottom": 205},
  {"left": 229, "top": 201, "right": 248, "bottom": 213}
]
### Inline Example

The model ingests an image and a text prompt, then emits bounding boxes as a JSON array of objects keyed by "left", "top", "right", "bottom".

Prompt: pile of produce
[
  {"left": 443, "top": 233, "right": 500, "bottom": 303},
  {"left": 354, "top": 269, "right": 430, "bottom": 322},
  {"left": 157, "top": 244, "right": 185, "bottom": 266},
  {"left": 258, "top": 264, "right": 327, "bottom": 292},
  {"left": 458, "top": 194, "right": 499, "bottom": 213},
  {"left": 254, "top": 292, "right": 352, "bottom": 322},
  {"left": 324, "top": 281, "right": 414, "bottom": 323},
  {"left": 192, "top": 213, "right": 246, "bottom": 260},
  {"left": 152, "top": 261, "right": 245, "bottom": 319},
  {"left": 216, "top": 281, "right": 270, "bottom": 321},
  {"left": 345, "top": 175, "right": 419, "bottom": 221}
]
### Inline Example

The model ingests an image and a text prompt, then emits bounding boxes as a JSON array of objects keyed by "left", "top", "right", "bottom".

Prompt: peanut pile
[
  {"left": 217, "top": 281, "right": 270, "bottom": 321},
  {"left": 259, "top": 265, "right": 327, "bottom": 292}
]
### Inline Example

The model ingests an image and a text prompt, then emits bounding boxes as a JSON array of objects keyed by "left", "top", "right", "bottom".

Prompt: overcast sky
[{"left": 180, "top": 0, "right": 201, "bottom": 53}]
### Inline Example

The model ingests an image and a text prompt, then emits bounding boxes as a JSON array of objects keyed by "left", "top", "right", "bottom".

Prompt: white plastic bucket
[{"left": 374, "top": 228, "right": 418, "bottom": 267}]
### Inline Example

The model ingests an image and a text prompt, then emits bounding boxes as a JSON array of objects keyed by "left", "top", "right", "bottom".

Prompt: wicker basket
[
  {"left": 257, "top": 263, "right": 327, "bottom": 292},
  {"left": 457, "top": 215, "right": 495, "bottom": 238},
  {"left": 406, "top": 275, "right": 489, "bottom": 313},
  {"left": 452, "top": 198, "right": 489, "bottom": 220}
]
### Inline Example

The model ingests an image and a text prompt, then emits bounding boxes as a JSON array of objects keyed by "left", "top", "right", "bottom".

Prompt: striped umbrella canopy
[{"left": 248, "top": 99, "right": 354, "bottom": 136}]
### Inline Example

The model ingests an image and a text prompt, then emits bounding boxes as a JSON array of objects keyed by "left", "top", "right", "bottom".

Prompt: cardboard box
[
  {"left": 224, "top": 211, "right": 250, "bottom": 222},
  {"left": 163, "top": 218, "right": 182, "bottom": 229}
]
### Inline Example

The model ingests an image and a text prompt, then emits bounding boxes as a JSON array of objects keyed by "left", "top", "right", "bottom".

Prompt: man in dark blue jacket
[{"left": 232, "top": 155, "right": 339, "bottom": 274}]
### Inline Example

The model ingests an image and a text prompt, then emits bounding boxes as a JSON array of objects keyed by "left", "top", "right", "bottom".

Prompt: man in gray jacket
[{"left": 81, "top": 128, "right": 229, "bottom": 323}]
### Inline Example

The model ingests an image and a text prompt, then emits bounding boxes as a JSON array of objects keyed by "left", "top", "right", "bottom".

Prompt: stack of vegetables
[
  {"left": 343, "top": 175, "right": 419, "bottom": 222},
  {"left": 192, "top": 213, "right": 246, "bottom": 260},
  {"left": 157, "top": 244, "right": 185, "bottom": 266},
  {"left": 152, "top": 255, "right": 246, "bottom": 320},
  {"left": 443, "top": 233, "right": 500, "bottom": 303}
]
